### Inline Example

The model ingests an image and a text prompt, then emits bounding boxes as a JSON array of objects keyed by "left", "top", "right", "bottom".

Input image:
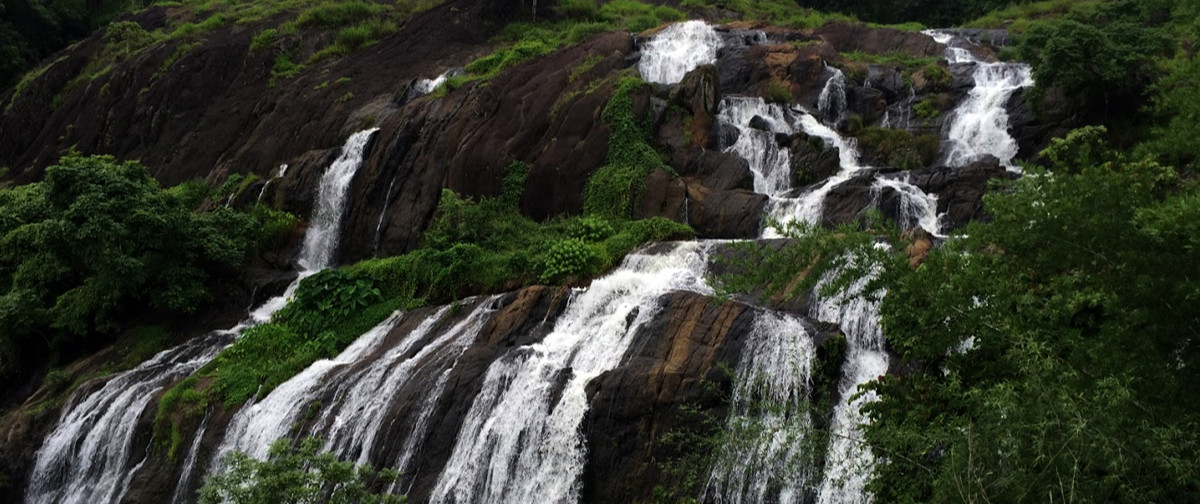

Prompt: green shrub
[
  {"left": 855, "top": 127, "right": 939, "bottom": 170},
  {"left": 584, "top": 76, "right": 665, "bottom": 219},
  {"left": 915, "top": 63, "right": 951, "bottom": 92},
  {"left": 539, "top": 238, "right": 598, "bottom": 282},
  {"left": 199, "top": 438, "right": 403, "bottom": 504},
  {"left": 311, "top": 18, "right": 397, "bottom": 61},
  {"left": 913, "top": 96, "right": 939, "bottom": 120},
  {"left": 568, "top": 216, "right": 616, "bottom": 242},
  {"left": 0, "top": 155, "right": 290, "bottom": 383},
  {"left": 766, "top": 79, "right": 792, "bottom": 104},
  {"left": 557, "top": 0, "right": 602, "bottom": 20}
]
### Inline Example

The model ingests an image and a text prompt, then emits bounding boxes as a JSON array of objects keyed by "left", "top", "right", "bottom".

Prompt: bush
[
  {"left": 855, "top": 127, "right": 939, "bottom": 170},
  {"left": 539, "top": 238, "right": 598, "bottom": 282},
  {"left": 766, "top": 79, "right": 792, "bottom": 104},
  {"left": 557, "top": 0, "right": 602, "bottom": 20},
  {"left": 199, "top": 438, "right": 404, "bottom": 504},
  {"left": 0, "top": 155, "right": 293, "bottom": 384}
]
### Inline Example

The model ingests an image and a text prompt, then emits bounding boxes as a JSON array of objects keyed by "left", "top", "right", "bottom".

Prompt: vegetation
[
  {"left": 863, "top": 127, "right": 1200, "bottom": 502},
  {"left": 0, "top": 154, "right": 294, "bottom": 394},
  {"left": 156, "top": 153, "right": 690, "bottom": 456},
  {"left": 679, "top": 0, "right": 855, "bottom": 29},
  {"left": 200, "top": 437, "right": 405, "bottom": 504},
  {"left": 433, "top": 2, "right": 684, "bottom": 95},
  {"left": 854, "top": 127, "right": 940, "bottom": 170}
]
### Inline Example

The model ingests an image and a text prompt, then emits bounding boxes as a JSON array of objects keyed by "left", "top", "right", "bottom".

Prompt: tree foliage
[
  {"left": 863, "top": 127, "right": 1200, "bottom": 502},
  {"left": 199, "top": 438, "right": 405, "bottom": 504},
  {"left": 0, "top": 154, "right": 290, "bottom": 386}
]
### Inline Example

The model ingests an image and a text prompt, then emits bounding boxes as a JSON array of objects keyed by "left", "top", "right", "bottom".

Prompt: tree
[
  {"left": 0, "top": 154, "right": 290, "bottom": 391},
  {"left": 199, "top": 438, "right": 405, "bottom": 504},
  {"left": 862, "top": 127, "right": 1200, "bottom": 502}
]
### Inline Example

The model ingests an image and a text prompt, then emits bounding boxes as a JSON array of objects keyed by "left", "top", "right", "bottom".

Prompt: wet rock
[
  {"left": 906, "top": 155, "right": 1017, "bottom": 230},
  {"left": 815, "top": 23, "right": 944, "bottom": 58},
  {"left": 687, "top": 150, "right": 755, "bottom": 191},
  {"left": 847, "top": 84, "right": 887, "bottom": 125},
  {"left": 865, "top": 65, "right": 906, "bottom": 102},
  {"left": 748, "top": 115, "right": 773, "bottom": 131},
  {"left": 582, "top": 292, "right": 755, "bottom": 503},
  {"left": 683, "top": 182, "right": 767, "bottom": 239},
  {"left": 786, "top": 133, "right": 841, "bottom": 187}
]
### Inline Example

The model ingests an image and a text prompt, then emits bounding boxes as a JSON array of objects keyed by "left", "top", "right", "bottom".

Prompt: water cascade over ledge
[{"left": 927, "top": 30, "right": 1033, "bottom": 170}]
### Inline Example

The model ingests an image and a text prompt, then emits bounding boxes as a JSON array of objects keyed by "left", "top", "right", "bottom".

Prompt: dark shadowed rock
[
  {"left": 906, "top": 155, "right": 1017, "bottom": 230},
  {"left": 683, "top": 183, "right": 766, "bottom": 239}
]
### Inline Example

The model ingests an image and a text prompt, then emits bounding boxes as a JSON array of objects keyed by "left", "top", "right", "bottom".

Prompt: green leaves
[
  {"left": 199, "top": 438, "right": 405, "bottom": 504},
  {"left": 0, "top": 154, "right": 294, "bottom": 382},
  {"left": 862, "top": 128, "right": 1200, "bottom": 502}
]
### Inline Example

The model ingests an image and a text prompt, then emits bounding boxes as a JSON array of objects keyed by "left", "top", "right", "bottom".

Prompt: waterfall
[
  {"left": 211, "top": 294, "right": 501, "bottom": 489},
  {"left": 818, "top": 65, "right": 849, "bottom": 127},
  {"left": 414, "top": 71, "right": 451, "bottom": 95},
  {"left": 24, "top": 129, "right": 379, "bottom": 504},
  {"left": 298, "top": 127, "right": 380, "bottom": 270},
  {"left": 430, "top": 242, "right": 713, "bottom": 504},
  {"left": 716, "top": 96, "right": 804, "bottom": 197},
  {"left": 812, "top": 256, "right": 888, "bottom": 504},
  {"left": 255, "top": 163, "right": 288, "bottom": 203},
  {"left": 25, "top": 333, "right": 232, "bottom": 504},
  {"left": 211, "top": 310, "right": 410, "bottom": 463},
  {"left": 705, "top": 311, "right": 817, "bottom": 504},
  {"left": 871, "top": 175, "right": 941, "bottom": 233},
  {"left": 637, "top": 20, "right": 723, "bottom": 85},
  {"left": 170, "top": 409, "right": 210, "bottom": 503},
  {"left": 926, "top": 30, "right": 1033, "bottom": 170}
]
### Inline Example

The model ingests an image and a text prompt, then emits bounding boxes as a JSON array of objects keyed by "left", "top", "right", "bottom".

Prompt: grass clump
[
  {"left": 766, "top": 79, "right": 792, "bottom": 104},
  {"left": 294, "top": 0, "right": 388, "bottom": 28},
  {"left": 310, "top": 18, "right": 397, "bottom": 61},
  {"left": 913, "top": 95, "right": 940, "bottom": 120}
]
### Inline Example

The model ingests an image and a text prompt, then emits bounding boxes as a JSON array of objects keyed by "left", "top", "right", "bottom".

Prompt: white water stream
[
  {"left": 926, "top": 30, "right": 1033, "bottom": 170},
  {"left": 430, "top": 242, "right": 714, "bottom": 504}
]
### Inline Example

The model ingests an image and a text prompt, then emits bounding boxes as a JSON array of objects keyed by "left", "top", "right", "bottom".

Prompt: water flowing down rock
[
  {"left": 927, "top": 30, "right": 1033, "bottom": 170},
  {"left": 639, "top": 21, "right": 724, "bottom": 85}
]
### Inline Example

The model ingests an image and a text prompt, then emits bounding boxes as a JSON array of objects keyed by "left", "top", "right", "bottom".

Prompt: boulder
[{"left": 906, "top": 155, "right": 1017, "bottom": 230}]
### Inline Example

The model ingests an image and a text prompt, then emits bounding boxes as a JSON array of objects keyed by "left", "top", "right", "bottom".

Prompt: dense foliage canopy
[
  {"left": 0, "top": 154, "right": 290, "bottom": 390},
  {"left": 864, "top": 127, "right": 1200, "bottom": 502}
]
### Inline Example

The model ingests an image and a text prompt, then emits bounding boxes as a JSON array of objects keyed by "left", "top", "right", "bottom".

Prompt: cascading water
[
  {"left": 715, "top": 95, "right": 941, "bottom": 238},
  {"left": 705, "top": 311, "right": 817, "bottom": 504},
  {"left": 25, "top": 333, "right": 233, "bottom": 504},
  {"left": 256, "top": 163, "right": 288, "bottom": 203},
  {"left": 298, "top": 127, "right": 380, "bottom": 270},
  {"left": 637, "top": 20, "right": 723, "bottom": 84},
  {"left": 431, "top": 242, "right": 714, "bottom": 504},
  {"left": 211, "top": 295, "right": 501, "bottom": 488},
  {"left": 24, "top": 128, "right": 379, "bottom": 504},
  {"left": 926, "top": 30, "right": 1033, "bottom": 170},
  {"left": 716, "top": 97, "right": 804, "bottom": 197},
  {"left": 812, "top": 255, "right": 888, "bottom": 504},
  {"left": 818, "top": 65, "right": 849, "bottom": 127}
]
